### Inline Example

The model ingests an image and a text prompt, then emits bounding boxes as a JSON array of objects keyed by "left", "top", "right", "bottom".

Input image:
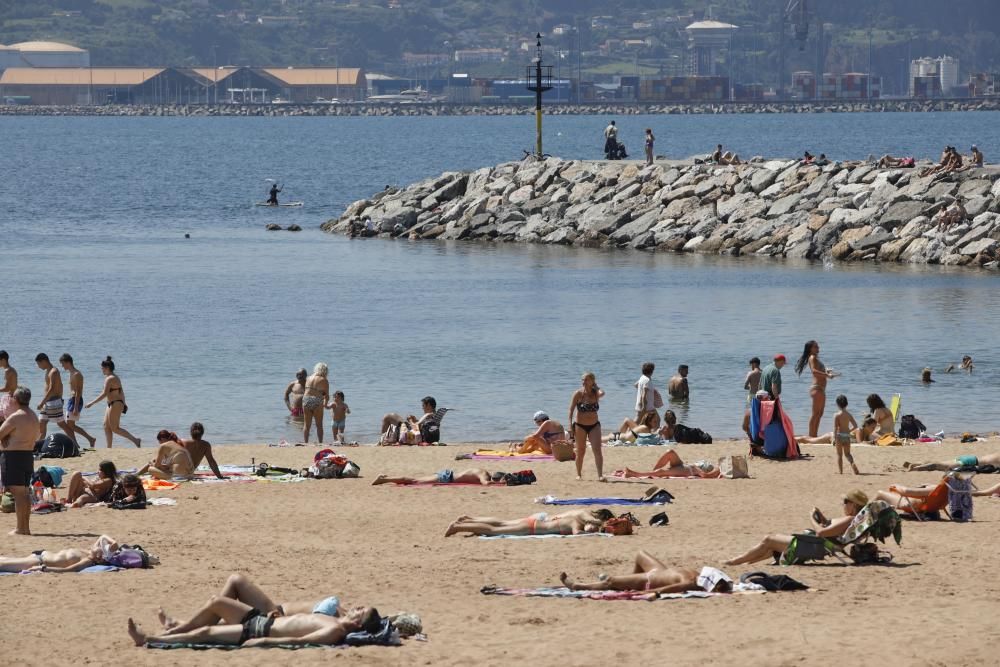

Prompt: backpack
[
  {"left": 419, "top": 418, "right": 440, "bottom": 444},
  {"left": 502, "top": 470, "right": 536, "bottom": 486},
  {"left": 380, "top": 422, "right": 401, "bottom": 445},
  {"left": 898, "top": 415, "right": 925, "bottom": 439},
  {"left": 34, "top": 433, "right": 80, "bottom": 459},
  {"left": 31, "top": 466, "right": 65, "bottom": 488},
  {"left": 674, "top": 424, "right": 713, "bottom": 444},
  {"left": 313, "top": 455, "right": 348, "bottom": 479},
  {"left": 106, "top": 545, "right": 153, "bottom": 569}
]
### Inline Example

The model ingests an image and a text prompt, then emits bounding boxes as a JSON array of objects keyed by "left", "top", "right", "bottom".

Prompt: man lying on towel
[
  {"left": 157, "top": 573, "right": 345, "bottom": 634},
  {"left": 560, "top": 550, "right": 732, "bottom": 594},
  {"left": 371, "top": 468, "right": 499, "bottom": 486},
  {"left": 904, "top": 452, "right": 1000, "bottom": 472},
  {"left": 128, "top": 602, "right": 382, "bottom": 648}
]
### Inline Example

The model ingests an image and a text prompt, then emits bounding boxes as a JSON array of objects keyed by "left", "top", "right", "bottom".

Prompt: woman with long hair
[
  {"left": 64, "top": 460, "right": 119, "bottom": 507},
  {"left": 568, "top": 372, "right": 606, "bottom": 482},
  {"left": 867, "top": 393, "right": 895, "bottom": 435},
  {"left": 85, "top": 357, "right": 141, "bottom": 448},
  {"left": 302, "top": 362, "right": 330, "bottom": 443},
  {"left": 795, "top": 340, "right": 836, "bottom": 438}
]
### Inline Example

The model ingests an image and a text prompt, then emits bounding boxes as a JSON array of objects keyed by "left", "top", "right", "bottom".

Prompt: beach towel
[
  {"left": 480, "top": 585, "right": 764, "bottom": 601},
  {"left": 535, "top": 495, "right": 671, "bottom": 506},
  {"left": 0, "top": 565, "right": 122, "bottom": 575},
  {"left": 459, "top": 450, "right": 554, "bottom": 461},
  {"left": 478, "top": 532, "right": 613, "bottom": 540},
  {"left": 142, "top": 479, "right": 180, "bottom": 491},
  {"left": 610, "top": 470, "right": 709, "bottom": 480},
  {"left": 145, "top": 619, "right": 401, "bottom": 650}
]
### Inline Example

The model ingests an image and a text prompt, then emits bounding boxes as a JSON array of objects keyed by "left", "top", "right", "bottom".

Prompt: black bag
[
  {"left": 34, "top": 433, "right": 80, "bottom": 459},
  {"left": 898, "top": 415, "right": 925, "bottom": 439},
  {"left": 419, "top": 419, "right": 440, "bottom": 444},
  {"left": 739, "top": 571, "right": 809, "bottom": 592},
  {"left": 502, "top": 470, "right": 536, "bottom": 486},
  {"left": 110, "top": 500, "right": 147, "bottom": 510},
  {"left": 674, "top": 424, "right": 713, "bottom": 444},
  {"left": 848, "top": 543, "right": 887, "bottom": 565},
  {"left": 31, "top": 467, "right": 55, "bottom": 488}
]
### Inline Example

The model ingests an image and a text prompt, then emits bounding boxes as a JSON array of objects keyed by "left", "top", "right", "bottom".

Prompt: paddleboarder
[{"left": 267, "top": 183, "right": 282, "bottom": 206}]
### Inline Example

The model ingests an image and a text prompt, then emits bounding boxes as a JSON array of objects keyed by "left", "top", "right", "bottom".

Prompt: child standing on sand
[
  {"left": 832, "top": 394, "right": 860, "bottom": 475},
  {"left": 327, "top": 391, "right": 351, "bottom": 444}
]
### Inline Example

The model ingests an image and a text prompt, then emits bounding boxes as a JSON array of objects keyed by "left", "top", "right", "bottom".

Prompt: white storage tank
[{"left": 9, "top": 41, "right": 90, "bottom": 67}]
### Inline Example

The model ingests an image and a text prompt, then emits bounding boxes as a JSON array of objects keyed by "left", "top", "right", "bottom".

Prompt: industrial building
[
  {"left": 909, "top": 56, "right": 960, "bottom": 97},
  {"left": 0, "top": 40, "right": 90, "bottom": 70},
  {"left": 684, "top": 20, "right": 738, "bottom": 76},
  {"left": 792, "top": 71, "right": 881, "bottom": 100}
]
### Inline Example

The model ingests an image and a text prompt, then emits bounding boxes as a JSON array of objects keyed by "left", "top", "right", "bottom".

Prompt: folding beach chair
[
  {"left": 781, "top": 501, "right": 902, "bottom": 566},
  {"left": 889, "top": 394, "right": 902, "bottom": 429}
]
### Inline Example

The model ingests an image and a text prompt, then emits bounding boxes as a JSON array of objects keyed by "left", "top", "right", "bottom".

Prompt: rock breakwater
[{"left": 323, "top": 157, "right": 1000, "bottom": 269}]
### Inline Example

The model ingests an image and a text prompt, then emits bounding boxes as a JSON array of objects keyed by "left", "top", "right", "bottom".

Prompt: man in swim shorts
[
  {"left": 34, "top": 353, "right": 76, "bottom": 445},
  {"left": 128, "top": 603, "right": 382, "bottom": 648},
  {"left": 371, "top": 468, "right": 498, "bottom": 486},
  {"left": 0, "top": 386, "right": 40, "bottom": 535},
  {"left": 58, "top": 354, "right": 97, "bottom": 448},
  {"left": 560, "top": 551, "right": 733, "bottom": 594},
  {"left": 905, "top": 453, "right": 1000, "bottom": 472}
]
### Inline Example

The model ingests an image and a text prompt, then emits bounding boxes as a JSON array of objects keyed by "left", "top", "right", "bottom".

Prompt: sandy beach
[{"left": 2, "top": 437, "right": 999, "bottom": 666}]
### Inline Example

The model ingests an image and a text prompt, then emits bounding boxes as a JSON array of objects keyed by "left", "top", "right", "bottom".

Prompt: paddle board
[{"left": 255, "top": 202, "right": 304, "bottom": 207}]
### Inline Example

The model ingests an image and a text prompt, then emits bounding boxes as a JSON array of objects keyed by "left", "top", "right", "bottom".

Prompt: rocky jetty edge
[{"left": 323, "top": 158, "right": 1000, "bottom": 269}]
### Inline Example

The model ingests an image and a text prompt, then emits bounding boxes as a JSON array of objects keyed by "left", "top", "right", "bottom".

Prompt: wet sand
[{"left": 2, "top": 437, "right": 998, "bottom": 666}]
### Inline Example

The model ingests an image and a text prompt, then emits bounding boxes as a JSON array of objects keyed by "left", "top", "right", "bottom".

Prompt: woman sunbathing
[
  {"left": 904, "top": 453, "right": 1000, "bottom": 472},
  {"left": 874, "top": 479, "right": 950, "bottom": 515},
  {"left": 621, "top": 449, "right": 720, "bottom": 478},
  {"left": 0, "top": 535, "right": 118, "bottom": 573},
  {"left": 560, "top": 551, "right": 732, "bottom": 594},
  {"left": 137, "top": 430, "right": 195, "bottom": 479},
  {"left": 444, "top": 509, "right": 613, "bottom": 537},
  {"left": 64, "top": 460, "right": 119, "bottom": 507},
  {"left": 510, "top": 411, "right": 566, "bottom": 454},
  {"left": 796, "top": 416, "right": 878, "bottom": 445},
  {"left": 371, "top": 468, "right": 498, "bottom": 486},
  {"left": 724, "top": 490, "right": 868, "bottom": 566},
  {"left": 608, "top": 410, "right": 677, "bottom": 443}
]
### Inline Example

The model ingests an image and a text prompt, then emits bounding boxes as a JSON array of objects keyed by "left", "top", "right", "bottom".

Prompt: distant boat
[
  {"left": 255, "top": 201, "right": 304, "bottom": 207},
  {"left": 368, "top": 86, "right": 443, "bottom": 104}
]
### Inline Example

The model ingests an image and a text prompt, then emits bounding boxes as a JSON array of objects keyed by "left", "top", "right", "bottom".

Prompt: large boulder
[
  {"left": 610, "top": 208, "right": 662, "bottom": 243},
  {"left": 879, "top": 200, "right": 928, "bottom": 230},
  {"left": 577, "top": 203, "right": 631, "bottom": 235},
  {"left": 766, "top": 193, "right": 803, "bottom": 218}
]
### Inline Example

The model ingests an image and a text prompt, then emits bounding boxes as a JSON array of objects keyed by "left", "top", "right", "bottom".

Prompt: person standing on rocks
[
  {"left": 603, "top": 120, "right": 618, "bottom": 159},
  {"left": 644, "top": 128, "right": 655, "bottom": 165},
  {"left": 794, "top": 340, "right": 837, "bottom": 438}
]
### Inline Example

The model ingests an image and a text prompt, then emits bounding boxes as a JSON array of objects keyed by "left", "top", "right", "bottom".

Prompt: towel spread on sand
[
  {"left": 610, "top": 470, "right": 708, "bottom": 480},
  {"left": 481, "top": 585, "right": 765, "bottom": 600},
  {"left": 0, "top": 565, "right": 122, "bottom": 575},
  {"left": 142, "top": 479, "right": 180, "bottom": 491},
  {"left": 478, "top": 532, "right": 613, "bottom": 540},
  {"left": 535, "top": 495, "right": 670, "bottom": 506},
  {"left": 145, "top": 619, "right": 401, "bottom": 649},
  {"left": 459, "top": 450, "right": 554, "bottom": 461}
]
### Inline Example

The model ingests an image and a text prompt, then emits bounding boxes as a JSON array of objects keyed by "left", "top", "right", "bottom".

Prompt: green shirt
[{"left": 761, "top": 364, "right": 782, "bottom": 398}]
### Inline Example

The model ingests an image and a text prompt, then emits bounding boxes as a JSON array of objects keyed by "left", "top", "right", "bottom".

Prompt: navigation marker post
[{"left": 526, "top": 33, "right": 553, "bottom": 157}]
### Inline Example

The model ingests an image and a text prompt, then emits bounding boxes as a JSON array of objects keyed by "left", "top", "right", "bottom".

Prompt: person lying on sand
[
  {"left": 724, "top": 490, "right": 868, "bottom": 566},
  {"left": 560, "top": 551, "right": 732, "bottom": 594},
  {"left": 873, "top": 479, "right": 950, "bottom": 514},
  {"left": 371, "top": 468, "right": 498, "bottom": 486},
  {"left": 128, "top": 604, "right": 382, "bottom": 648},
  {"left": 509, "top": 411, "right": 565, "bottom": 454},
  {"left": 795, "top": 416, "right": 878, "bottom": 445},
  {"left": 903, "top": 453, "right": 1000, "bottom": 472},
  {"left": 608, "top": 410, "right": 677, "bottom": 442},
  {"left": 444, "top": 509, "right": 613, "bottom": 537},
  {"left": 157, "top": 573, "right": 345, "bottom": 636},
  {"left": 621, "top": 448, "right": 720, "bottom": 478},
  {"left": 0, "top": 535, "right": 118, "bottom": 573}
]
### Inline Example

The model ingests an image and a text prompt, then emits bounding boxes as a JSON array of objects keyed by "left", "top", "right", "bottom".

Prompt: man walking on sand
[
  {"left": 59, "top": 354, "right": 97, "bottom": 448},
  {"left": 0, "top": 386, "right": 40, "bottom": 535},
  {"left": 35, "top": 353, "right": 76, "bottom": 444},
  {"left": 635, "top": 362, "right": 659, "bottom": 430}
]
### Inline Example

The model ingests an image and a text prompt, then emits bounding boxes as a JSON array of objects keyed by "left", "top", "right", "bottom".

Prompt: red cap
[{"left": 774, "top": 354, "right": 786, "bottom": 362}]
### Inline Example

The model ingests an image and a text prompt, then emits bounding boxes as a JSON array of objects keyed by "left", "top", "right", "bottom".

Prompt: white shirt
[
  {"left": 635, "top": 375, "right": 654, "bottom": 412},
  {"left": 604, "top": 124, "right": 618, "bottom": 140}
]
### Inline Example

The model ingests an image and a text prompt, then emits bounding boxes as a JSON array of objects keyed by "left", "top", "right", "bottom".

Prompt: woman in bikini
[
  {"left": 569, "top": 372, "right": 606, "bottom": 481},
  {"left": 85, "top": 356, "right": 141, "bottom": 448},
  {"left": 444, "top": 509, "right": 613, "bottom": 537},
  {"left": 867, "top": 393, "right": 895, "bottom": 435},
  {"left": 621, "top": 448, "right": 720, "bottom": 478},
  {"left": 0, "top": 535, "right": 118, "bottom": 573},
  {"left": 796, "top": 416, "right": 878, "bottom": 445},
  {"left": 301, "top": 362, "right": 330, "bottom": 444},
  {"left": 64, "top": 460, "right": 119, "bottom": 507},
  {"left": 795, "top": 340, "right": 837, "bottom": 438},
  {"left": 137, "top": 430, "right": 195, "bottom": 479},
  {"left": 560, "top": 551, "right": 732, "bottom": 594},
  {"left": 510, "top": 411, "right": 565, "bottom": 454}
]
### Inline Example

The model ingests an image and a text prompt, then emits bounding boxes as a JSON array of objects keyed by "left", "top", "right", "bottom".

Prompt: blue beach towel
[{"left": 0, "top": 565, "right": 121, "bottom": 575}]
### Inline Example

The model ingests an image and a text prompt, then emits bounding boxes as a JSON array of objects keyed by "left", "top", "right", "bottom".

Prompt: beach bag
[
  {"left": 947, "top": 477, "right": 974, "bottom": 522},
  {"left": 674, "top": 424, "right": 713, "bottom": 444},
  {"left": 652, "top": 388, "right": 664, "bottom": 409},
  {"left": 380, "top": 422, "right": 401, "bottom": 445},
  {"left": 634, "top": 433, "right": 661, "bottom": 446},
  {"left": 106, "top": 546, "right": 153, "bottom": 569},
  {"left": 31, "top": 466, "right": 65, "bottom": 488},
  {"left": 34, "top": 433, "right": 79, "bottom": 459},
  {"left": 718, "top": 455, "right": 749, "bottom": 479},
  {"left": 502, "top": 470, "right": 536, "bottom": 486},
  {"left": 601, "top": 517, "right": 633, "bottom": 536},
  {"left": 399, "top": 428, "right": 422, "bottom": 446},
  {"left": 314, "top": 456, "right": 348, "bottom": 479},
  {"left": 0, "top": 492, "right": 14, "bottom": 513},
  {"left": 341, "top": 461, "right": 361, "bottom": 478},
  {"left": 419, "top": 419, "right": 440, "bottom": 444},
  {"left": 898, "top": 415, "right": 925, "bottom": 439},
  {"left": 848, "top": 543, "right": 881, "bottom": 565},
  {"left": 551, "top": 441, "right": 575, "bottom": 462}
]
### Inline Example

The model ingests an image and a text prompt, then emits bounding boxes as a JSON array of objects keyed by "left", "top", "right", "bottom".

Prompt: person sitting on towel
[
  {"left": 724, "top": 489, "right": 868, "bottom": 566},
  {"left": 510, "top": 411, "right": 566, "bottom": 454},
  {"left": 904, "top": 452, "right": 1000, "bottom": 472},
  {"left": 604, "top": 410, "right": 661, "bottom": 443},
  {"left": 620, "top": 448, "right": 720, "bottom": 479},
  {"left": 0, "top": 535, "right": 118, "bottom": 573},
  {"left": 157, "top": 573, "right": 347, "bottom": 636},
  {"left": 444, "top": 509, "right": 613, "bottom": 537},
  {"left": 128, "top": 603, "right": 381, "bottom": 648},
  {"left": 371, "top": 468, "right": 499, "bottom": 486},
  {"left": 137, "top": 430, "right": 195, "bottom": 479},
  {"left": 560, "top": 551, "right": 732, "bottom": 594}
]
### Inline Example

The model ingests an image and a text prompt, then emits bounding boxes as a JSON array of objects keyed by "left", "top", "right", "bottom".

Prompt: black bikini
[{"left": 575, "top": 398, "right": 600, "bottom": 434}]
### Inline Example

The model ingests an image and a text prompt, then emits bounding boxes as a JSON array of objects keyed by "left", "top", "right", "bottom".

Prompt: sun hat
[
  {"left": 843, "top": 489, "right": 869, "bottom": 507},
  {"left": 532, "top": 411, "right": 549, "bottom": 422}
]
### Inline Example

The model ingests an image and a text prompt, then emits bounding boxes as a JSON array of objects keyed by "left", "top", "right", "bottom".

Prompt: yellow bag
[{"left": 876, "top": 433, "right": 902, "bottom": 447}]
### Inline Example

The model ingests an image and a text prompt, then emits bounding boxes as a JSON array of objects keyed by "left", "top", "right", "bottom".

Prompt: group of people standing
[
  {"left": 602, "top": 120, "right": 656, "bottom": 165},
  {"left": 284, "top": 364, "right": 351, "bottom": 444}
]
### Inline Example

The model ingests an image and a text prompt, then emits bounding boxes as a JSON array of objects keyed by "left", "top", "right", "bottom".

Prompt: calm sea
[{"left": 2, "top": 113, "right": 998, "bottom": 443}]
